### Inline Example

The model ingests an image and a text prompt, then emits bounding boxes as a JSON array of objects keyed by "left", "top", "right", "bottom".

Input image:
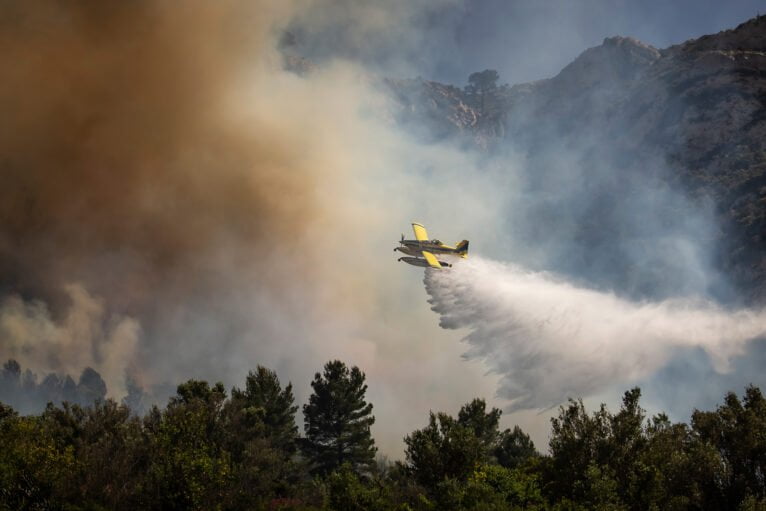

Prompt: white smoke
[
  {"left": 425, "top": 256, "right": 766, "bottom": 410},
  {"left": 0, "top": 284, "right": 140, "bottom": 398}
]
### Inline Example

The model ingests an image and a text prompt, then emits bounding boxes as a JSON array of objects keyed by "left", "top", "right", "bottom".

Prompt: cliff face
[
  {"left": 382, "top": 76, "right": 514, "bottom": 151},
  {"left": 387, "top": 15, "right": 766, "bottom": 301},
  {"left": 638, "top": 17, "right": 766, "bottom": 297}
]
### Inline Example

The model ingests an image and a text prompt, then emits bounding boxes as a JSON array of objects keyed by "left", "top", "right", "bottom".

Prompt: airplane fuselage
[
  {"left": 395, "top": 240, "right": 462, "bottom": 256},
  {"left": 395, "top": 223, "right": 468, "bottom": 270}
]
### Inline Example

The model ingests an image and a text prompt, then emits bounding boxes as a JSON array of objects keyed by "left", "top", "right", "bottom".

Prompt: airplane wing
[
  {"left": 421, "top": 251, "right": 442, "bottom": 269},
  {"left": 412, "top": 223, "right": 429, "bottom": 241}
]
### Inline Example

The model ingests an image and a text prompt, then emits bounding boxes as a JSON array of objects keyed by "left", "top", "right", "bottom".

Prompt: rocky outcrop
[
  {"left": 384, "top": 78, "right": 478, "bottom": 136},
  {"left": 382, "top": 78, "right": 507, "bottom": 148}
]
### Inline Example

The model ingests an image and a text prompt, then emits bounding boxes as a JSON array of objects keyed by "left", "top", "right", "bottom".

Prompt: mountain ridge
[{"left": 385, "top": 15, "right": 766, "bottom": 301}]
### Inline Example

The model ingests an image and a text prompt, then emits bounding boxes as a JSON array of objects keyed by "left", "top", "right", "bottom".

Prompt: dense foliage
[{"left": 2, "top": 358, "right": 766, "bottom": 510}]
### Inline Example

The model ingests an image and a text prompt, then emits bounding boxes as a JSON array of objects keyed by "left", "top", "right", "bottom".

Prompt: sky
[
  {"left": 427, "top": 0, "right": 766, "bottom": 84},
  {"left": 0, "top": 1, "right": 764, "bottom": 458},
  {"left": 286, "top": 0, "right": 765, "bottom": 85}
]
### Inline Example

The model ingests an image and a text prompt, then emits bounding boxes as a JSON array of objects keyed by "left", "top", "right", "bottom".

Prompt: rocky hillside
[{"left": 387, "top": 15, "right": 766, "bottom": 301}]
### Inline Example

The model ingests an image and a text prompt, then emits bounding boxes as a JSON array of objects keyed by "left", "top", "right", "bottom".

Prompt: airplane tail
[{"left": 456, "top": 240, "right": 469, "bottom": 258}]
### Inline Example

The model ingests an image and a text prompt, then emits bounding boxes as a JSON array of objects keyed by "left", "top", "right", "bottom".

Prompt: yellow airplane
[{"left": 395, "top": 222, "right": 469, "bottom": 269}]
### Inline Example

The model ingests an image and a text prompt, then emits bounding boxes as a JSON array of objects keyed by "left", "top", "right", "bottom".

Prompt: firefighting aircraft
[{"left": 395, "top": 222, "right": 469, "bottom": 269}]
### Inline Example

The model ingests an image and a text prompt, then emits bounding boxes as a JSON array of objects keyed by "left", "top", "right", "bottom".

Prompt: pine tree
[
  {"left": 229, "top": 366, "right": 298, "bottom": 453},
  {"left": 302, "top": 360, "right": 376, "bottom": 475},
  {"left": 0, "top": 359, "right": 21, "bottom": 406},
  {"left": 457, "top": 398, "right": 502, "bottom": 454},
  {"left": 465, "top": 69, "right": 500, "bottom": 115},
  {"left": 76, "top": 367, "right": 107, "bottom": 406},
  {"left": 494, "top": 425, "right": 538, "bottom": 469}
]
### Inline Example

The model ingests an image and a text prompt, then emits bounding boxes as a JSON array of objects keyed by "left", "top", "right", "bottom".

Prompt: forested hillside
[{"left": 2, "top": 358, "right": 766, "bottom": 510}]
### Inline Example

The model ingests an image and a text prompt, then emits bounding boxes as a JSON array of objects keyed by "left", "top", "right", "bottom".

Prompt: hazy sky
[
  {"left": 288, "top": 0, "right": 764, "bottom": 85},
  {"left": 427, "top": 0, "right": 765, "bottom": 84}
]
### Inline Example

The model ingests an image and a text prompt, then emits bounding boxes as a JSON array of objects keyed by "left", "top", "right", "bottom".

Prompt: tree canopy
[
  {"left": 302, "top": 360, "right": 377, "bottom": 475},
  {"left": 2, "top": 358, "right": 766, "bottom": 510},
  {"left": 465, "top": 69, "right": 501, "bottom": 114},
  {"left": 229, "top": 365, "right": 299, "bottom": 454}
]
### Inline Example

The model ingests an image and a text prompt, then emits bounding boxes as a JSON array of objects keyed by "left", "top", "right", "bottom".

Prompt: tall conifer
[
  {"left": 302, "top": 360, "right": 376, "bottom": 475},
  {"left": 230, "top": 366, "right": 299, "bottom": 453}
]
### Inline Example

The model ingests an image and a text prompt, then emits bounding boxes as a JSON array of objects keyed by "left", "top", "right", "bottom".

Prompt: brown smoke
[
  {"left": 0, "top": 1, "right": 514, "bottom": 456},
  {"left": 0, "top": 1, "right": 323, "bottom": 312},
  {"left": 0, "top": 0, "right": 385, "bottom": 390}
]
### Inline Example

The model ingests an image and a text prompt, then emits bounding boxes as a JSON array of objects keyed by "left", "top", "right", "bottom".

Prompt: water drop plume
[{"left": 425, "top": 256, "right": 766, "bottom": 410}]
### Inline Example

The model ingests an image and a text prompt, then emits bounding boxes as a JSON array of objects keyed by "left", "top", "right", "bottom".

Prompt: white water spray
[{"left": 425, "top": 256, "right": 766, "bottom": 410}]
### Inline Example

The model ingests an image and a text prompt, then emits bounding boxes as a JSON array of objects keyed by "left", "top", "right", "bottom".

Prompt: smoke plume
[
  {"left": 0, "top": 0, "right": 386, "bottom": 397},
  {"left": 425, "top": 256, "right": 766, "bottom": 410},
  {"left": 0, "top": 0, "right": 502, "bottom": 454},
  {"left": 0, "top": 284, "right": 139, "bottom": 398}
]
